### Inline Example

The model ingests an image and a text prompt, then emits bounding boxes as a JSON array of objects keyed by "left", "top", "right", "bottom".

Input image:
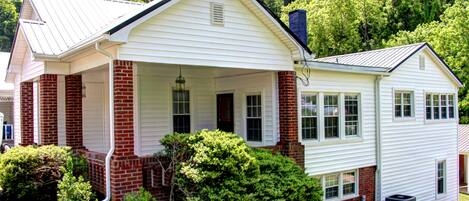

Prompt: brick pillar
[
  {"left": 65, "top": 75, "right": 85, "bottom": 150},
  {"left": 276, "top": 71, "right": 304, "bottom": 168},
  {"left": 111, "top": 60, "right": 142, "bottom": 201},
  {"left": 39, "top": 74, "right": 58, "bottom": 145},
  {"left": 20, "top": 82, "right": 34, "bottom": 146}
]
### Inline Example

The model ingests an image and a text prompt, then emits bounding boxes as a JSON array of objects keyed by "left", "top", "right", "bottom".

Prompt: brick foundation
[
  {"left": 65, "top": 75, "right": 85, "bottom": 150},
  {"left": 39, "top": 74, "right": 58, "bottom": 145},
  {"left": 276, "top": 71, "right": 304, "bottom": 168},
  {"left": 85, "top": 151, "right": 106, "bottom": 194},
  {"left": 344, "top": 166, "right": 376, "bottom": 201},
  {"left": 141, "top": 156, "right": 171, "bottom": 201},
  {"left": 110, "top": 60, "right": 142, "bottom": 201},
  {"left": 20, "top": 82, "right": 34, "bottom": 146}
]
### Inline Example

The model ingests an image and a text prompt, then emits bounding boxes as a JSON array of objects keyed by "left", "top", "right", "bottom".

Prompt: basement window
[
  {"left": 210, "top": 2, "right": 224, "bottom": 26},
  {"left": 318, "top": 170, "right": 359, "bottom": 200}
]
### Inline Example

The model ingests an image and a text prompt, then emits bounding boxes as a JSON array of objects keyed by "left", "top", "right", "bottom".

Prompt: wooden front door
[{"left": 217, "top": 93, "right": 234, "bottom": 132}]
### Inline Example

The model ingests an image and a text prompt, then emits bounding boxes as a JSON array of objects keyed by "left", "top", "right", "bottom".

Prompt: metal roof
[
  {"left": 21, "top": 0, "right": 145, "bottom": 56},
  {"left": 315, "top": 43, "right": 426, "bottom": 71},
  {"left": 0, "top": 52, "right": 14, "bottom": 91},
  {"left": 460, "top": 125, "right": 469, "bottom": 153}
]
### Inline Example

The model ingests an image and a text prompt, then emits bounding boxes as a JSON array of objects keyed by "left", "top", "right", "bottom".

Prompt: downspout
[
  {"left": 95, "top": 39, "right": 115, "bottom": 201},
  {"left": 374, "top": 75, "right": 383, "bottom": 201}
]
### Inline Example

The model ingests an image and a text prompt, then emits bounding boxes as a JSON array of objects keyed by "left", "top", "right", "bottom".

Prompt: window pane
[
  {"left": 173, "top": 90, "right": 190, "bottom": 133},
  {"left": 403, "top": 105, "right": 412, "bottom": 117},
  {"left": 403, "top": 93, "right": 411, "bottom": 104},
  {"left": 449, "top": 95, "right": 455, "bottom": 118},
  {"left": 395, "top": 105, "right": 402, "bottom": 117},
  {"left": 325, "top": 174, "right": 339, "bottom": 199},
  {"left": 441, "top": 95, "right": 447, "bottom": 119},
  {"left": 395, "top": 92, "right": 401, "bottom": 105},
  {"left": 433, "top": 95, "right": 440, "bottom": 119},
  {"left": 173, "top": 115, "right": 190, "bottom": 133},
  {"left": 302, "top": 117, "right": 317, "bottom": 140},
  {"left": 345, "top": 95, "right": 359, "bottom": 136},
  {"left": 247, "top": 95, "right": 262, "bottom": 141},
  {"left": 325, "top": 117, "right": 339, "bottom": 138},
  {"left": 343, "top": 183, "right": 355, "bottom": 195},
  {"left": 324, "top": 95, "right": 339, "bottom": 139},
  {"left": 437, "top": 161, "right": 446, "bottom": 194},
  {"left": 426, "top": 94, "right": 432, "bottom": 120}
]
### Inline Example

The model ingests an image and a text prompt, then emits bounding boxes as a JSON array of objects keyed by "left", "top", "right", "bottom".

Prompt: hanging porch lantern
[{"left": 175, "top": 66, "right": 186, "bottom": 91}]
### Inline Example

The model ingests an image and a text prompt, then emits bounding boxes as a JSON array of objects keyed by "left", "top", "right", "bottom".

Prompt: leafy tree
[
  {"left": 385, "top": 0, "right": 469, "bottom": 122},
  {"left": 0, "top": 0, "right": 20, "bottom": 51}
]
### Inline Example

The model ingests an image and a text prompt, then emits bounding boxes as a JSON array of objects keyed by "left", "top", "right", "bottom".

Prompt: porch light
[{"left": 175, "top": 66, "right": 186, "bottom": 91}]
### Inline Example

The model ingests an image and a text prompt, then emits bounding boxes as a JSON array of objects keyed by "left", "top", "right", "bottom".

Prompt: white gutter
[
  {"left": 95, "top": 38, "right": 115, "bottom": 201},
  {"left": 374, "top": 75, "right": 384, "bottom": 201},
  {"left": 302, "top": 61, "right": 391, "bottom": 75}
]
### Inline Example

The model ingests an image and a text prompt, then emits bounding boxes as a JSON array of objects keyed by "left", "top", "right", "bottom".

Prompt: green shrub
[
  {"left": 124, "top": 188, "right": 156, "bottom": 201},
  {"left": 0, "top": 145, "right": 71, "bottom": 201},
  {"left": 57, "top": 172, "right": 95, "bottom": 201},
  {"left": 158, "top": 130, "right": 323, "bottom": 201}
]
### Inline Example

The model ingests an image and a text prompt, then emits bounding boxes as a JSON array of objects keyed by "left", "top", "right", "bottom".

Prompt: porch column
[
  {"left": 20, "top": 82, "right": 34, "bottom": 146},
  {"left": 65, "top": 75, "right": 85, "bottom": 150},
  {"left": 111, "top": 60, "right": 142, "bottom": 201},
  {"left": 276, "top": 71, "right": 304, "bottom": 168},
  {"left": 39, "top": 74, "right": 58, "bottom": 145}
]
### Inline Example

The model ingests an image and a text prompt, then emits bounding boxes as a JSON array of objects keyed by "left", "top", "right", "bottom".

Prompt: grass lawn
[{"left": 461, "top": 193, "right": 469, "bottom": 201}]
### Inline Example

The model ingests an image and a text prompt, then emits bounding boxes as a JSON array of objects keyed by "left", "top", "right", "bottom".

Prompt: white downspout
[
  {"left": 95, "top": 40, "right": 115, "bottom": 201},
  {"left": 374, "top": 75, "right": 383, "bottom": 201}
]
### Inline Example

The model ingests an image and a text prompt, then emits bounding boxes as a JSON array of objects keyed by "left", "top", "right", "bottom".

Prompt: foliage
[
  {"left": 57, "top": 172, "right": 95, "bottom": 201},
  {"left": 0, "top": 145, "right": 71, "bottom": 201},
  {"left": 385, "top": 0, "right": 469, "bottom": 121},
  {"left": 260, "top": 0, "right": 284, "bottom": 17},
  {"left": 157, "top": 130, "right": 322, "bottom": 201},
  {"left": 0, "top": 0, "right": 20, "bottom": 51},
  {"left": 124, "top": 188, "right": 157, "bottom": 201}
]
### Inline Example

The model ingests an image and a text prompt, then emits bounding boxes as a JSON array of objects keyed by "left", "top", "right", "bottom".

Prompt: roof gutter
[
  {"left": 302, "top": 61, "right": 391, "bottom": 75},
  {"left": 95, "top": 36, "right": 115, "bottom": 201}
]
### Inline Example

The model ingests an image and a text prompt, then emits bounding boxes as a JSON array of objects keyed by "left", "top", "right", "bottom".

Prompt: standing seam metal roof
[{"left": 459, "top": 125, "right": 469, "bottom": 153}]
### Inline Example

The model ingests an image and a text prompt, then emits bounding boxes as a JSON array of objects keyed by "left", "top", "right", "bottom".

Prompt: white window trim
[
  {"left": 425, "top": 92, "right": 457, "bottom": 123},
  {"left": 435, "top": 159, "right": 447, "bottom": 199},
  {"left": 320, "top": 169, "right": 360, "bottom": 201},
  {"left": 244, "top": 91, "right": 264, "bottom": 145},
  {"left": 299, "top": 91, "right": 362, "bottom": 145},
  {"left": 169, "top": 87, "right": 193, "bottom": 134},
  {"left": 392, "top": 89, "right": 415, "bottom": 121}
]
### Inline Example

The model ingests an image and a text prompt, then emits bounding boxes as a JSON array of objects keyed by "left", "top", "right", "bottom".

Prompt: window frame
[
  {"left": 393, "top": 90, "right": 414, "bottom": 120},
  {"left": 299, "top": 91, "right": 362, "bottom": 144},
  {"left": 171, "top": 89, "right": 191, "bottom": 134},
  {"left": 245, "top": 92, "right": 263, "bottom": 143},
  {"left": 319, "top": 169, "right": 359, "bottom": 201},
  {"left": 435, "top": 159, "right": 447, "bottom": 198},
  {"left": 425, "top": 92, "right": 457, "bottom": 122},
  {"left": 301, "top": 93, "right": 319, "bottom": 140},
  {"left": 323, "top": 93, "right": 340, "bottom": 139}
]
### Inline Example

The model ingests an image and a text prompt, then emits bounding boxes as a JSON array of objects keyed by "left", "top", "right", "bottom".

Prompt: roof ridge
[
  {"left": 102, "top": 0, "right": 146, "bottom": 6},
  {"left": 318, "top": 42, "right": 427, "bottom": 59}
]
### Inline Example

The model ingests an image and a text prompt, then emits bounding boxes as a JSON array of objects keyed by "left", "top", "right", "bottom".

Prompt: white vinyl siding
[
  {"left": 380, "top": 50, "right": 458, "bottom": 201},
  {"left": 118, "top": 0, "right": 293, "bottom": 71},
  {"left": 299, "top": 69, "right": 376, "bottom": 176},
  {"left": 33, "top": 81, "right": 39, "bottom": 144},
  {"left": 57, "top": 76, "right": 66, "bottom": 146},
  {"left": 21, "top": 50, "right": 44, "bottom": 82},
  {"left": 13, "top": 75, "right": 21, "bottom": 145}
]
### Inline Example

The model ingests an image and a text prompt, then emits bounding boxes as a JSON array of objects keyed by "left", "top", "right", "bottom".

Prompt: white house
[{"left": 5, "top": 0, "right": 462, "bottom": 200}]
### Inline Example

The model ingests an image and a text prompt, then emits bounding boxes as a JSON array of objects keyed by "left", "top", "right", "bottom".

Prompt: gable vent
[
  {"left": 419, "top": 54, "right": 425, "bottom": 70},
  {"left": 210, "top": 2, "right": 224, "bottom": 26}
]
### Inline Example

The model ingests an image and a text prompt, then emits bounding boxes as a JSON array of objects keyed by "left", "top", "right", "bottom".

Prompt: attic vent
[
  {"left": 210, "top": 2, "right": 224, "bottom": 26},
  {"left": 419, "top": 54, "right": 425, "bottom": 70}
]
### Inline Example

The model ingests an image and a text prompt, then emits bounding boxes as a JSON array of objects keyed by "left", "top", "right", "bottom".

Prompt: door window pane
[{"left": 247, "top": 95, "right": 262, "bottom": 141}]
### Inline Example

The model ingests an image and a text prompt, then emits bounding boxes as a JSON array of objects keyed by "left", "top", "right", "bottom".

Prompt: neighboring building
[
  {"left": 0, "top": 52, "right": 14, "bottom": 145},
  {"left": 5, "top": 0, "right": 461, "bottom": 201},
  {"left": 459, "top": 125, "right": 469, "bottom": 193}
]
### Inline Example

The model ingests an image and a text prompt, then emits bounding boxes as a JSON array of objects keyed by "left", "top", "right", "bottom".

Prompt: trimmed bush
[
  {"left": 157, "top": 129, "right": 323, "bottom": 201},
  {"left": 58, "top": 172, "right": 95, "bottom": 201},
  {"left": 124, "top": 188, "right": 156, "bottom": 201}
]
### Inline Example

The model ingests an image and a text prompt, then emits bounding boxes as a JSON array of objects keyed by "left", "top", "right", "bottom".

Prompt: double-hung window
[
  {"left": 246, "top": 94, "right": 262, "bottom": 142},
  {"left": 425, "top": 93, "right": 456, "bottom": 120},
  {"left": 324, "top": 95, "right": 339, "bottom": 138},
  {"left": 172, "top": 90, "right": 190, "bottom": 133},
  {"left": 300, "top": 92, "right": 361, "bottom": 141},
  {"left": 436, "top": 160, "right": 446, "bottom": 195},
  {"left": 320, "top": 170, "right": 358, "bottom": 200},
  {"left": 301, "top": 94, "right": 318, "bottom": 140},
  {"left": 394, "top": 91, "right": 413, "bottom": 118}
]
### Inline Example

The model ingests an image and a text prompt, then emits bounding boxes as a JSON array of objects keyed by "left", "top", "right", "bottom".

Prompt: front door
[{"left": 217, "top": 93, "right": 234, "bottom": 132}]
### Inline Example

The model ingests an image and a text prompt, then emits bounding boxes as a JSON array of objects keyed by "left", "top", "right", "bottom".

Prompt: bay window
[
  {"left": 319, "top": 170, "right": 358, "bottom": 200},
  {"left": 425, "top": 93, "right": 456, "bottom": 120},
  {"left": 300, "top": 92, "right": 361, "bottom": 141}
]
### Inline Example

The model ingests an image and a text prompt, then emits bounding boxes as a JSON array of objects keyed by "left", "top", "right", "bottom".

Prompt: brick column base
[
  {"left": 275, "top": 142, "right": 304, "bottom": 168},
  {"left": 111, "top": 156, "right": 143, "bottom": 201},
  {"left": 20, "top": 82, "right": 34, "bottom": 146},
  {"left": 39, "top": 74, "right": 58, "bottom": 145}
]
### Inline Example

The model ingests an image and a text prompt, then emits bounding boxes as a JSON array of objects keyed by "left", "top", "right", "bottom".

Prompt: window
[
  {"left": 301, "top": 94, "right": 318, "bottom": 140},
  {"left": 246, "top": 94, "right": 262, "bottom": 142},
  {"left": 173, "top": 90, "right": 190, "bottom": 133},
  {"left": 345, "top": 94, "right": 359, "bottom": 136},
  {"left": 425, "top": 93, "right": 456, "bottom": 120},
  {"left": 437, "top": 160, "right": 446, "bottom": 195},
  {"left": 394, "top": 91, "right": 413, "bottom": 118},
  {"left": 320, "top": 170, "right": 358, "bottom": 200},
  {"left": 324, "top": 95, "right": 339, "bottom": 138},
  {"left": 2, "top": 124, "right": 13, "bottom": 140}
]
